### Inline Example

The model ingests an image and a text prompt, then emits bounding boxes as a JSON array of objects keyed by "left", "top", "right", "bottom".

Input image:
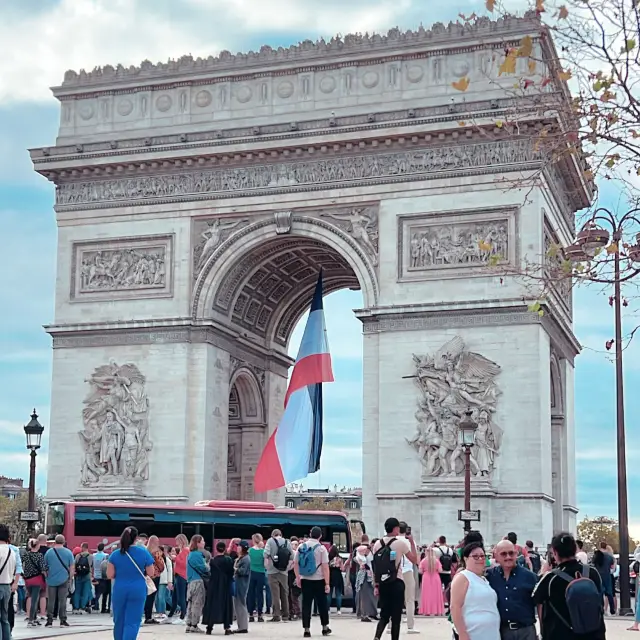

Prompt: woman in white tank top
[{"left": 449, "top": 542, "right": 500, "bottom": 640}]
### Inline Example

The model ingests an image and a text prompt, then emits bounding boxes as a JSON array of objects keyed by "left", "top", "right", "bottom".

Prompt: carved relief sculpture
[
  {"left": 192, "top": 217, "right": 250, "bottom": 279},
  {"left": 321, "top": 206, "right": 379, "bottom": 265},
  {"left": 79, "top": 362, "right": 153, "bottom": 487},
  {"left": 407, "top": 336, "right": 503, "bottom": 478},
  {"left": 409, "top": 220, "right": 508, "bottom": 270},
  {"left": 71, "top": 235, "right": 173, "bottom": 301}
]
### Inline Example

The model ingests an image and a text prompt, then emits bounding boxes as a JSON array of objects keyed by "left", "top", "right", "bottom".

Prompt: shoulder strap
[
  {"left": 581, "top": 563, "right": 589, "bottom": 578},
  {"left": 0, "top": 549, "right": 12, "bottom": 577},
  {"left": 53, "top": 548, "right": 70, "bottom": 576},
  {"left": 125, "top": 551, "right": 146, "bottom": 578}
]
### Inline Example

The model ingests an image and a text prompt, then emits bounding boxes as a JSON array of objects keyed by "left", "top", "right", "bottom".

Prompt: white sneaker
[
  {"left": 336, "top": 611, "right": 342, "bottom": 616},
  {"left": 173, "top": 618, "right": 187, "bottom": 625},
  {"left": 407, "top": 629, "right": 420, "bottom": 634}
]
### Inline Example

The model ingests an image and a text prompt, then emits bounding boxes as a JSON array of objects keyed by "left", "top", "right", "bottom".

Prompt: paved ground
[{"left": 9, "top": 613, "right": 640, "bottom": 640}]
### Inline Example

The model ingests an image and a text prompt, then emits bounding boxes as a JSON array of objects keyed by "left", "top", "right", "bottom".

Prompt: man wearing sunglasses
[{"left": 486, "top": 540, "right": 538, "bottom": 640}]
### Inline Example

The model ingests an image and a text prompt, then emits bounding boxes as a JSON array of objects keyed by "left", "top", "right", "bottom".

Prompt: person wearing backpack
[
  {"left": 72, "top": 542, "right": 94, "bottom": 614},
  {"left": 294, "top": 526, "right": 331, "bottom": 638},
  {"left": 264, "top": 529, "right": 293, "bottom": 622},
  {"left": 435, "top": 536, "right": 455, "bottom": 590},
  {"left": 524, "top": 541, "right": 541, "bottom": 576},
  {"left": 532, "top": 532, "right": 605, "bottom": 640},
  {"left": 371, "top": 517, "right": 417, "bottom": 640}
]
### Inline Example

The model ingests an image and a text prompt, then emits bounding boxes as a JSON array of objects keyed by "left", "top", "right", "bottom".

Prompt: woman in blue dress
[{"left": 107, "top": 527, "right": 154, "bottom": 640}]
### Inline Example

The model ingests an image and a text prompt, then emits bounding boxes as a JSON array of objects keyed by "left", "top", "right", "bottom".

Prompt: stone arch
[
  {"left": 192, "top": 214, "right": 378, "bottom": 347},
  {"left": 549, "top": 352, "right": 566, "bottom": 533},
  {"left": 227, "top": 367, "right": 266, "bottom": 501}
]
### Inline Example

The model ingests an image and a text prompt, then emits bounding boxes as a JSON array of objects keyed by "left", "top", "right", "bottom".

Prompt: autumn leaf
[
  {"left": 606, "top": 243, "right": 619, "bottom": 254},
  {"left": 541, "top": 77, "right": 552, "bottom": 87},
  {"left": 524, "top": 79, "right": 534, "bottom": 89},
  {"left": 488, "top": 254, "right": 501, "bottom": 266},
  {"left": 637, "top": 166, "right": 640, "bottom": 176},
  {"left": 499, "top": 51, "right": 517, "bottom": 75},
  {"left": 495, "top": 120, "right": 504, "bottom": 128},
  {"left": 458, "top": 121, "right": 466, "bottom": 126},
  {"left": 478, "top": 240, "right": 493, "bottom": 251},
  {"left": 528, "top": 60, "right": 537, "bottom": 74},
  {"left": 486, "top": 0, "right": 496, "bottom": 11},
  {"left": 558, "top": 69, "right": 572, "bottom": 82},
  {"left": 538, "top": 310, "right": 545, "bottom": 317},
  {"left": 451, "top": 77, "right": 470, "bottom": 91},
  {"left": 583, "top": 169, "right": 594, "bottom": 180},
  {"left": 557, "top": 5, "right": 569, "bottom": 18},
  {"left": 535, "top": 0, "right": 545, "bottom": 12},
  {"left": 528, "top": 301, "right": 541, "bottom": 313},
  {"left": 631, "top": 130, "right": 640, "bottom": 138},
  {"left": 623, "top": 39, "right": 636, "bottom": 52},
  {"left": 518, "top": 36, "right": 533, "bottom": 57},
  {"left": 605, "top": 339, "right": 614, "bottom": 351}
]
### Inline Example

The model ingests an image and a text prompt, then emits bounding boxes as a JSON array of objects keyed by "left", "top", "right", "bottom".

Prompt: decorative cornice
[
  {"left": 53, "top": 138, "right": 546, "bottom": 211},
  {"left": 57, "top": 13, "right": 543, "bottom": 92}
]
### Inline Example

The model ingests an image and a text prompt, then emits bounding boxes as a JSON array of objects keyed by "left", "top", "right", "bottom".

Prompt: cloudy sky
[{"left": 1, "top": 0, "right": 638, "bottom": 534}]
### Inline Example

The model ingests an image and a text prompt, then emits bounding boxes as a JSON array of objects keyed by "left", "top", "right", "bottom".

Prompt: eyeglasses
[
  {"left": 469, "top": 554, "right": 486, "bottom": 560},
  {"left": 499, "top": 551, "right": 516, "bottom": 557}
]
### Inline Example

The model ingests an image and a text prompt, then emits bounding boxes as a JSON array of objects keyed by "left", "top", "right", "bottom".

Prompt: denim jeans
[
  {"left": 156, "top": 584, "right": 168, "bottom": 614},
  {"left": 169, "top": 574, "right": 187, "bottom": 619},
  {"left": 73, "top": 574, "right": 92, "bottom": 611},
  {"left": 17, "top": 585, "right": 26, "bottom": 613},
  {"left": 327, "top": 585, "right": 342, "bottom": 611},
  {"left": 247, "top": 571, "right": 267, "bottom": 615},
  {"left": 0, "top": 584, "right": 11, "bottom": 640}
]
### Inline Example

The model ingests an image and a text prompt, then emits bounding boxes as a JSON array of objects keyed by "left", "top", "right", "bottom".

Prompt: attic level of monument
[{"left": 56, "top": 13, "right": 546, "bottom": 92}]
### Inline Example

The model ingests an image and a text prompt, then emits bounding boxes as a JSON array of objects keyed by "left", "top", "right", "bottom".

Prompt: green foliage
[
  {"left": 296, "top": 496, "right": 346, "bottom": 512},
  {"left": 0, "top": 493, "right": 45, "bottom": 545},
  {"left": 576, "top": 515, "right": 637, "bottom": 553}
]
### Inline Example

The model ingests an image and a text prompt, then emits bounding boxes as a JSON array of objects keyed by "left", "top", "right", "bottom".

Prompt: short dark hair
[
  {"left": 525, "top": 540, "right": 534, "bottom": 549},
  {"left": 463, "top": 530, "right": 483, "bottom": 546},
  {"left": 216, "top": 541, "right": 227, "bottom": 553},
  {"left": 0, "top": 524, "right": 9, "bottom": 543},
  {"left": 310, "top": 526, "right": 322, "bottom": 540},
  {"left": 599, "top": 541, "right": 608, "bottom": 549},
  {"left": 551, "top": 532, "right": 577, "bottom": 560},
  {"left": 506, "top": 532, "right": 517, "bottom": 544},
  {"left": 290, "top": 536, "right": 299, "bottom": 542},
  {"left": 462, "top": 541, "right": 485, "bottom": 559},
  {"left": 384, "top": 518, "right": 400, "bottom": 534},
  {"left": 139, "top": 533, "right": 148, "bottom": 540},
  {"left": 438, "top": 536, "right": 447, "bottom": 545},
  {"left": 81, "top": 542, "right": 89, "bottom": 550},
  {"left": 576, "top": 539, "right": 584, "bottom": 550},
  {"left": 97, "top": 543, "right": 105, "bottom": 552},
  {"left": 399, "top": 521, "right": 408, "bottom": 534}
]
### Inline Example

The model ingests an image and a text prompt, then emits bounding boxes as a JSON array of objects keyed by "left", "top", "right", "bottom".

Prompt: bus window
[
  {"left": 213, "top": 523, "right": 271, "bottom": 542},
  {"left": 75, "top": 508, "right": 130, "bottom": 538},
  {"left": 332, "top": 531, "right": 348, "bottom": 553},
  {"left": 46, "top": 503, "right": 65, "bottom": 536}
]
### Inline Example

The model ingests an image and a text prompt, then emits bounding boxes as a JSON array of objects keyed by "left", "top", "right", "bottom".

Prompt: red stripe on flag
[
  {"left": 284, "top": 353, "right": 334, "bottom": 408},
  {"left": 254, "top": 431, "right": 285, "bottom": 493}
]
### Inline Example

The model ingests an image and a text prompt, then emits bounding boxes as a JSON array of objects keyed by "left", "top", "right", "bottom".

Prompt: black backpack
[
  {"left": 529, "top": 550, "right": 542, "bottom": 574},
  {"left": 438, "top": 546, "right": 453, "bottom": 572},
  {"left": 373, "top": 538, "right": 398, "bottom": 584},
  {"left": 272, "top": 539, "right": 292, "bottom": 571},
  {"left": 76, "top": 553, "right": 91, "bottom": 577}
]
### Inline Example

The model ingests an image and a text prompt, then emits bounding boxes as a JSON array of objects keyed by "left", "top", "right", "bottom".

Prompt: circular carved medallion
[
  {"left": 195, "top": 90, "right": 212, "bottom": 108},
  {"left": 452, "top": 60, "right": 470, "bottom": 78},
  {"left": 117, "top": 99, "right": 133, "bottom": 116},
  {"left": 236, "top": 86, "right": 252, "bottom": 103},
  {"left": 319, "top": 76, "right": 336, "bottom": 94},
  {"left": 155, "top": 94, "right": 173, "bottom": 112},
  {"left": 277, "top": 81, "right": 294, "bottom": 99},
  {"left": 78, "top": 103, "right": 94, "bottom": 120},
  {"left": 406, "top": 65, "right": 424, "bottom": 84},
  {"left": 362, "top": 71, "right": 379, "bottom": 89}
]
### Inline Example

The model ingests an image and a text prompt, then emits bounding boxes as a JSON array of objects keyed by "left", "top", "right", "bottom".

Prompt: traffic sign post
[{"left": 458, "top": 509, "right": 481, "bottom": 523}]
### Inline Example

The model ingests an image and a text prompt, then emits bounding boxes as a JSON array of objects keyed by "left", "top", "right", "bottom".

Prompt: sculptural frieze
[
  {"left": 71, "top": 235, "right": 173, "bottom": 300},
  {"left": 409, "top": 220, "right": 508, "bottom": 270},
  {"left": 407, "top": 336, "right": 503, "bottom": 478},
  {"left": 79, "top": 362, "right": 152, "bottom": 487},
  {"left": 56, "top": 140, "right": 540, "bottom": 209},
  {"left": 192, "top": 217, "right": 250, "bottom": 278},
  {"left": 320, "top": 207, "right": 379, "bottom": 266}
]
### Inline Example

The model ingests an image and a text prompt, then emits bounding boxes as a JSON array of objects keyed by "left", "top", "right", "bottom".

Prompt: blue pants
[
  {"left": 328, "top": 585, "right": 342, "bottom": 611},
  {"left": 247, "top": 572, "right": 267, "bottom": 615},
  {"left": 156, "top": 584, "right": 168, "bottom": 614},
  {"left": 169, "top": 574, "right": 187, "bottom": 618},
  {"left": 112, "top": 585, "right": 146, "bottom": 640},
  {"left": 73, "top": 575, "right": 92, "bottom": 610},
  {"left": 0, "top": 584, "right": 11, "bottom": 640}
]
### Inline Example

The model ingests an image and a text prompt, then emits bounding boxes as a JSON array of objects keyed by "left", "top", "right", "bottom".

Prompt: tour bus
[{"left": 46, "top": 500, "right": 363, "bottom": 553}]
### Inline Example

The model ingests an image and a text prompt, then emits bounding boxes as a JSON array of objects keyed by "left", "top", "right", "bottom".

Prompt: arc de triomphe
[{"left": 33, "top": 12, "right": 587, "bottom": 543}]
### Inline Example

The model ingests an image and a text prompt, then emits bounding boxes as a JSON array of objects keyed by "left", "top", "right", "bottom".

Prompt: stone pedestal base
[
  {"left": 417, "top": 477, "right": 497, "bottom": 498},
  {"left": 72, "top": 478, "right": 147, "bottom": 501}
]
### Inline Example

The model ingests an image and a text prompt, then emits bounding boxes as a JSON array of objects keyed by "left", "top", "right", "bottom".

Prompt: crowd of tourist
[{"left": 0, "top": 517, "right": 628, "bottom": 640}]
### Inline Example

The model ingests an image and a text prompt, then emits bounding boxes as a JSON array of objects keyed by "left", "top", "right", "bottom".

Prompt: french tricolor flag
[{"left": 254, "top": 271, "right": 334, "bottom": 493}]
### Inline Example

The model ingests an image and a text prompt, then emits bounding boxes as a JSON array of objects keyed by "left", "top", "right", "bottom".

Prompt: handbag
[
  {"left": 126, "top": 552, "right": 157, "bottom": 596},
  {"left": 25, "top": 575, "right": 46, "bottom": 590}
]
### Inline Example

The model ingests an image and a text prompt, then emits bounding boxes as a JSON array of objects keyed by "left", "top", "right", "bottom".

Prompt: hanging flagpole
[{"left": 254, "top": 271, "right": 333, "bottom": 493}]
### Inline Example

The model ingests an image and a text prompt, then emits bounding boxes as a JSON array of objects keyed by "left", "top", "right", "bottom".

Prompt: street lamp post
[
  {"left": 458, "top": 410, "right": 478, "bottom": 534},
  {"left": 564, "top": 210, "right": 640, "bottom": 616},
  {"left": 23, "top": 409, "right": 44, "bottom": 533}
]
